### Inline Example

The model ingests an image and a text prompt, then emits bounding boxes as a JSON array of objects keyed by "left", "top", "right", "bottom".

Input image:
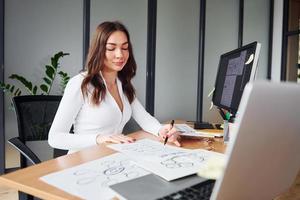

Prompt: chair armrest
[{"left": 8, "top": 137, "right": 41, "bottom": 165}]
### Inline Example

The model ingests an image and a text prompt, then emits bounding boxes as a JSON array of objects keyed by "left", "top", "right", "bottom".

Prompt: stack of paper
[{"left": 175, "top": 123, "right": 223, "bottom": 138}]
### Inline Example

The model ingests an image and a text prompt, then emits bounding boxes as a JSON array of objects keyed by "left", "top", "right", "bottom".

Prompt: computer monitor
[{"left": 212, "top": 41, "right": 261, "bottom": 115}]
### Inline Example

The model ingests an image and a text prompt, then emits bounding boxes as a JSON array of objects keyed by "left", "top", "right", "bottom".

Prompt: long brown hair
[{"left": 81, "top": 21, "right": 136, "bottom": 105}]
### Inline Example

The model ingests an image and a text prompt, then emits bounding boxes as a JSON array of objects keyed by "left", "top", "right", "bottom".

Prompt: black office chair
[
  {"left": 123, "top": 117, "right": 141, "bottom": 135},
  {"left": 8, "top": 95, "right": 68, "bottom": 200}
]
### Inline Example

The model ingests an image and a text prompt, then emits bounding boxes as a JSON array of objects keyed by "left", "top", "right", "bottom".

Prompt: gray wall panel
[
  {"left": 244, "top": 0, "right": 270, "bottom": 79},
  {"left": 155, "top": 0, "right": 199, "bottom": 122},
  {"left": 90, "top": 0, "right": 148, "bottom": 105},
  {"left": 203, "top": 0, "right": 239, "bottom": 123}
]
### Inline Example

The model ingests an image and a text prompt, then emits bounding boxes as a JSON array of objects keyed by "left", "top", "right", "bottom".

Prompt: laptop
[{"left": 110, "top": 81, "right": 300, "bottom": 200}]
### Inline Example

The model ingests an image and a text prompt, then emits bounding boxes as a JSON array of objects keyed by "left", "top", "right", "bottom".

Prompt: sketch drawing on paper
[
  {"left": 40, "top": 153, "right": 150, "bottom": 200},
  {"left": 73, "top": 159, "right": 142, "bottom": 186},
  {"left": 161, "top": 153, "right": 205, "bottom": 169},
  {"left": 109, "top": 139, "right": 207, "bottom": 169},
  {"left": 108, "top": 139, "right": 223, "bottom": 181},
  {"left": 120, "top": 141, "right": 162, "bottom": 155}
]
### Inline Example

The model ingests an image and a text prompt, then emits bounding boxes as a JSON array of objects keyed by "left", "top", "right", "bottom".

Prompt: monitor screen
[{"left": 212, "top": 41, "right": 261, "bottom": 114}]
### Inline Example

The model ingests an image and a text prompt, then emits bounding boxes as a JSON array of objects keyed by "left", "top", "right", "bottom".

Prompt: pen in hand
[{"left": 164, "top": 120, "right": 175, "bottom": 145}]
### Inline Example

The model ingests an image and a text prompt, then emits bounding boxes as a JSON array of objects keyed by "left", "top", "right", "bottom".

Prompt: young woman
[{"left": 48, "top": 21, "right": 180, "bottom": 153}]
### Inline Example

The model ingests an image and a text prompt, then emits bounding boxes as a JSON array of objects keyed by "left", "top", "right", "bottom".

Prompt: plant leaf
[
  {"left": 58, "top": 70, "right": 70, "bottom": 91},
  {"left": 0, "top": 82, "right": 6, "bottom": 88},
  {"left": 10, "top": 85, "right": 15, "bottom": 93},
  {"left": 51, "top": 57, "right": 58, "bottom": 69},
  {"left": 0, "top": 82, "right": 23, "bottom": 97},
  {"left": 43, "top": 77, "right": 52, "bottom": 85},
  {"left": 52, "top": 51, "right": 69, "bottom": 69},
  {"left": 32, "top": 86, "right": 37, "bottom": 95},
  {"left": 14, "top": 88, "right": 19, "bottom": 96},
  {"left": 40, "top": 84, "right": 48, "bottom": 93},
  {"left": 44, "top": 52, "right": 69, "bottom": 95},
  {"left": 45, "top": 65, "right": 53, "bottom": 69},
  {"left": 9, "top": 74, "right": 33, "bottom": 91},
  {"left": 45, "top": 66, "right": 55, "bottom": 79},
  {"left": 52, "top": 51, "right": 62, "bottom": 69},
  {"left": 58, "top": 71, "right": 65, "bottom": 76},
  {"left": 5, "top": 84, "right": 10, "bottom": 90}
]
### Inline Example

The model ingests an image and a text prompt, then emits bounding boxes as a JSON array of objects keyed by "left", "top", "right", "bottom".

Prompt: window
[{"left": 282, "top": 0, "right": 300, "bottom": 82}]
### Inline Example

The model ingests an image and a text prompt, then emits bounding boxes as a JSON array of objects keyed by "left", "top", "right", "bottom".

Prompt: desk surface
[{"left": 0, "top": 130, "right": 226, "bottom": 200}]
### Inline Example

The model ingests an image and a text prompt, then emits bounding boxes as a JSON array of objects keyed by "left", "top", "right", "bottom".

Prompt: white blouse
[{"left": 48, "top": 73, "right": 162, "bottom": 153}]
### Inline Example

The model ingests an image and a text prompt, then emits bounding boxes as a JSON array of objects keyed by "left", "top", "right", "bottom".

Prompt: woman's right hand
[
  {"left": 158, "top": 124, "right": 181, "bottom": 147},
  {"left": 96, "top": 134, "right": 136, "bottom": 144}
]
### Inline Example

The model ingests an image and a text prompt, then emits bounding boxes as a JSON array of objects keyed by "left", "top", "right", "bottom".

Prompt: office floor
[
  {"left": 0, "top": 144, "right": 19, "bottom": 200},
  {"left": 0, "top": 144, "right": 300, "bottom": 200}
]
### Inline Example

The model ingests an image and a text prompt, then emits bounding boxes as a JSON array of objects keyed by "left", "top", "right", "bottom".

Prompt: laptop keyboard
[{"left": 157, "top": 180, "right": 215, "bottom": 200}]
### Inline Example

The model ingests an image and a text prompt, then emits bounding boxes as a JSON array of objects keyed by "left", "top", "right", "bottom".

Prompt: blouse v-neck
[{"left": 102, "top": 76, "right": 124, "bottom": 114}]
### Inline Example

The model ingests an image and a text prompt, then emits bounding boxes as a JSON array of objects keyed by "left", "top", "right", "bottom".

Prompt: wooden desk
[{"left": 0, "top": 131, "right": 226, "bottom": 200}]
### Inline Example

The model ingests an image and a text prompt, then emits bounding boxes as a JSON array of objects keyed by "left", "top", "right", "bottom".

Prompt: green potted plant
[
  {"left": 0, "top": 51, "right": 70, "bottom": 102},
  {"left": 0, "top": 51, "right": 70, "bottom": 140}
]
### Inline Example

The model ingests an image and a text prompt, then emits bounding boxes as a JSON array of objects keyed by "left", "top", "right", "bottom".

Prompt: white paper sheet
[
  {"left": 108, "top": 139, "right": 224, "bottom": 181},
  {"left": 175, "top": 124, "right": 223, "bottom": 138},
  {"left": 40, "top": 153, "right": 150, "bottom": 200}
]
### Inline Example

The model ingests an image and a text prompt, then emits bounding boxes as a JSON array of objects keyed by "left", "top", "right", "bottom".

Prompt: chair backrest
[
  {"left": 123, "top": 117, "right": 141, "bottom": 135},
  {"left": 13, "top": 95, "right": 61, "bottom": 141},
  {"left": 12, "top": 95, "right": 67, "bottom": 167}
]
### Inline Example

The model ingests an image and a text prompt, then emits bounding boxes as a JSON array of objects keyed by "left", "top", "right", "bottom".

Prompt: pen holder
[
  {"left": 223, "top": 120, "right": 235, "bottom": 144},
  {"left": 223, "top": 120, "right": 233, "bottom": 144}
]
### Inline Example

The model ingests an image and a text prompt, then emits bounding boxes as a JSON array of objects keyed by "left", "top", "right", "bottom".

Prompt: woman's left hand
[{"left": 158, "top": 124, "right": 181, "bottom": 146}]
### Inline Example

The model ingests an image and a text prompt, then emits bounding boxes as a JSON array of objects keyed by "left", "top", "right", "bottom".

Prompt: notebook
[{"left": 110, "top": 81, "right": 300, "bottom": 200}]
